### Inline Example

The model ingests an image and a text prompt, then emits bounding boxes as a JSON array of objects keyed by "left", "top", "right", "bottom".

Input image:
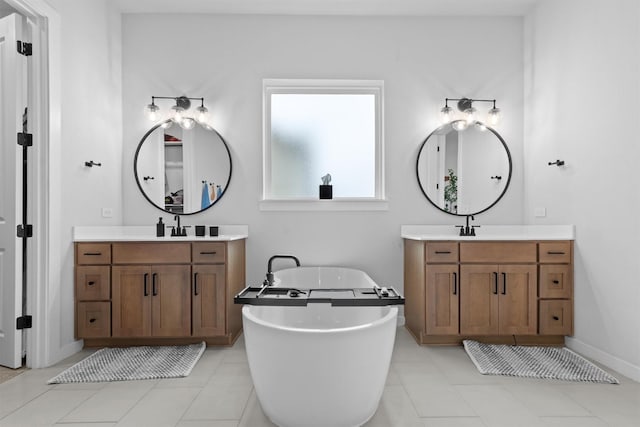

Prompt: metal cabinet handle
[
  {"left": 493, "top": 272, "right": 498, "bottom": 294},
  {"left": 552, "top": 279, "right": 560, "bottom": 284},
  {"left": 552, "top": 316, "right": 560, "bottom": 321},
  {"left": 152, "top": 273, "right": 158, "bottom": 296},
  {"left": 547, "top": 251, "right": 565, "bottom": 255},
  {"left": 143, "top": 273, "right": 149, "bottom": 296},
  {"left": 83, "top": 252, "right": 102, "bottom": 256},
  {"left": 435, "top": 251, "right": 451, "bottom": 254},
  {"left": 501, "top": 272, "right": 507, "bottom": 295},
  {"left": 88, "top": 281, "right": 95, "bottom": 286},
  {"left": 89, "top": 318, "right": 96, "bottom": 323},
  {"left": 200, "top": 251, "right": 217, "bottom": 255},
  {"left": 194, "top": 272, "right": 199, "bottom": 296},
  {"left": 452, "top": 272, "right": 457, "bottom": 295}
]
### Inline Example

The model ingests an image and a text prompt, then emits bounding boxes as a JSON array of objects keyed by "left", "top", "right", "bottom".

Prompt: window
[{"left": 262, "top": 79, "right": 386, "bottom": 211}]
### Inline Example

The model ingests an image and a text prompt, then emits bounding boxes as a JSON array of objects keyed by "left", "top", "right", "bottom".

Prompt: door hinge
[
  {"left": 17, "top": 224, "right": 33, "bottom": 238},
  {"left": 16, "top": 41, "right": 32, "bottom": 56},
  {"left": 17, "top": 132, "right": 33, "bottom": 147},
  {"left": 16, "top": 315, "right": 32, "bottom": 330}
]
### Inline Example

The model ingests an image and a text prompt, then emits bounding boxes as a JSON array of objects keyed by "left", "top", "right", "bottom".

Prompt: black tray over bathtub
[{"left": 234, "top": 286, "right": 405, "bottom": 307}]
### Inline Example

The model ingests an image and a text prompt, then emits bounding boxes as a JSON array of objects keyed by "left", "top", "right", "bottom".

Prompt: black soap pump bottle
[{"left": 156, "top": 217, "right": 165, "bottom": 237}]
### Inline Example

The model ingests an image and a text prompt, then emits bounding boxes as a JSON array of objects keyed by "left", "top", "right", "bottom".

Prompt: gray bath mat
[
  {"left": 47, "top": 342, "right": 206, "bottom": 384},
  {"left": 463, "top": 340, "right": 618, "bottom": 384}
]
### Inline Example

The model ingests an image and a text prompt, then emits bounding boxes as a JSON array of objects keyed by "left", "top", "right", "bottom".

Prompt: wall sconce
[
  {"left": 144, "top": 95, "right": 209, "bottom": 129},
  {"left": 439, "top": 97, "right": 501, "bottom": 127}
]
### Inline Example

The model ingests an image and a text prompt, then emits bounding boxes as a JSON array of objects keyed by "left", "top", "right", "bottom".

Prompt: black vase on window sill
[{"left": 319, "top": 185, "right": 333, "bottom": 200}]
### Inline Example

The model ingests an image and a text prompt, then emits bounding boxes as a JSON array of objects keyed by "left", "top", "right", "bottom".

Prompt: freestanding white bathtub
[{"left": 242, "top": 266, "right": 398, "bottom": 427}]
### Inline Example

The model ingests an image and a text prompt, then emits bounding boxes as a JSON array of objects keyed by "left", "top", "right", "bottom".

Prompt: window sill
[{"left": 259, "top": 198, "right": 389, "bottom": 212}]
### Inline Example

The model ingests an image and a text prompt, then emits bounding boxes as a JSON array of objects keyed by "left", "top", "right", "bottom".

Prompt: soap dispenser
[{"left": 156, "top": 217, "right": 165, "bottom": 237}]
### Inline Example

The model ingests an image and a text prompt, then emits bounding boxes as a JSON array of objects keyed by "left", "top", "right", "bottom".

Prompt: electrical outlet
[
  {"left": 534, "top": 207, "right": 546, "bottom": 217},
  {"left": 101, "top": 207, "right": 113, "bottom": 218}
]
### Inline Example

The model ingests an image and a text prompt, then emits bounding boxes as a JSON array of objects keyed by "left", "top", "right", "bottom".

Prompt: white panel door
[{"left": 0, "top": 13, "right": 25, "bottom": 369}]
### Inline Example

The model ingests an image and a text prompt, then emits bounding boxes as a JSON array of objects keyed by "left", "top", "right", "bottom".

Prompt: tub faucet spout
[{"left": 264, "top": 255, "right": 301, "bottom": 286}]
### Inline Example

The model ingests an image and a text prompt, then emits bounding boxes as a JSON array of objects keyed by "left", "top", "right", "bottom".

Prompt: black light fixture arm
[
  {"left": 445, "top": 97, "right": 497, "bottom": 111},
  {"left": 150, "top": 95, "right": 205, "bottom": 110},
  {"left": 84, "top": 160, "right": 102, "bottom": 167}
]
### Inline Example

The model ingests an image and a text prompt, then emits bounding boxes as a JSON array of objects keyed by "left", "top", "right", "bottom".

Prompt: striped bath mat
[
  {"left": 47, "top": 342, "right": 206, "bottom": 384},
  {"left": 463, "top": 340, "right": 618, "bottom": 384}
]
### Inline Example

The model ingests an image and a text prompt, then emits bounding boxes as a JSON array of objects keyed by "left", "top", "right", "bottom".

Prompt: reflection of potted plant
[{"left": 444, "top": 168, "right": 458, "bottom": 213}]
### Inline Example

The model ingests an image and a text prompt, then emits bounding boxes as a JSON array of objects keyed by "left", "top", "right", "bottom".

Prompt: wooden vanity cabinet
[
  {"left": 75, "top": 244, "right": 111, "bottom": 338},
  {"left": 75, "top": 239, "right": 246, "bottom": 347},
  {"left": 404, "top": 239, "right": 572, "bottom": 345}
]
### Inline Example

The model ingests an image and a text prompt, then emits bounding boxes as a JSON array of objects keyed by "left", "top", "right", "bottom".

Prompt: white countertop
[
  {"left": 401, "top": 225, "right": 575, "bottom": 241},
  {"left": 73, "top": 225, "right": 248, "bottom": 242}
]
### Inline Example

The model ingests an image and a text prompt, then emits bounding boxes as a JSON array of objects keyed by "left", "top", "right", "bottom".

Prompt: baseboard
[
  {"left": 47, "top": 340, "right": 84, "bottom": 367},
  {"left": 566, "top": 337, "right": 640, "bottom": 382}
]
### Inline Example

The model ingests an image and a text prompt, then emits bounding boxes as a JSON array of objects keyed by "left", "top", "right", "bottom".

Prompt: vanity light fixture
[
  {"left": 439, "top": 97, "right": 501, "bottom": 127},
  {"left": 144, "top": 95, "right": 210, "bottom": 129}
]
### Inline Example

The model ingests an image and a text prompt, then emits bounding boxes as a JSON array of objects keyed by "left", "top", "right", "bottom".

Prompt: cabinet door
[
  {"left": 151, "top": 265, "right": 191, "bottom": 337},
  {"left": 498, "top": 265, "right": 537, "bottom": 335},
  {"left": 192, "top": 264, "right": 226, "bottom": 336},
  {"left": 425, "top": 264, "right": 459, "bottom": 335},
  {"left": 460, "top": 265, "right": 499, "bottom": 335},
  {"left": 112, "top": 265, "right": 152, "bottom": 337}
]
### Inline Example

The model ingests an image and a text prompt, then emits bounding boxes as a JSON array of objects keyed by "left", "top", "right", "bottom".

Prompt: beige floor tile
[
  {"left": 502, "top": 383, "right": 591, "bottom": 416},
  {"left": 405, "top": 383, "right": 476, "bottom": 417},
  {"left": 115, "top": 387, "right": 201, "bottom": 427},
  {"left": 421, "top": 417, "right": 487, "bottom": 427},
  {"left": 182, "top": 383, "right": 252, "bottom": 420},
  {"left": 539, "top": 416, "right": 609, "bottom": 426},
  {"left": 237, "top": 391, "right": 277, "bottom": 427},
  {"left": 456, "top": 384, "right": 545, "bottom": 427},
  {"left": 61, "top": 379, "right": 156, "bottom": 423},
  {"left": 0, "top": 390, "right": 92, "bottom": 426},
  {"left": 364, "top": 385, "right": 423, "bottom": 427}
]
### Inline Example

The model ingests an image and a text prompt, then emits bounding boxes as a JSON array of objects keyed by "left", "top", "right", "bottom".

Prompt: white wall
[
  {"left": 524, "top": 0, "right": 640, "bottom": 380},
  {"left": 46, "top": 0, "right": 122, "bottom": 364},
  {"left": 122, "top": 14, "right": 525, "bottom": 295}
]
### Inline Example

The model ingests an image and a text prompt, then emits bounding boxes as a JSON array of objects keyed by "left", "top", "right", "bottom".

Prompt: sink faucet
[
  {"left": 171, "top": 215, "right": 186, "bottom": 236},
  {"left": 456, "top": 215, "right": 479, "bottom": 236},
  {"left": 263, "top": 255, "right": 301, "bottom": 286}
]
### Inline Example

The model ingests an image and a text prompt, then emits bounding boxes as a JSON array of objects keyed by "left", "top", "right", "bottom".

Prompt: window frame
[{"left": 261, "top": 79, "right": 387, "bottom": 211}]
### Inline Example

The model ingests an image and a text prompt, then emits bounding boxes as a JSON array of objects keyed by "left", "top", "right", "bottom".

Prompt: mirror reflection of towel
[
  {"left": 201, "top": 181, "right": 210, "bottom": 209},
  {"left": 209, "top": 182, "right": 216, "bottom": 203}
]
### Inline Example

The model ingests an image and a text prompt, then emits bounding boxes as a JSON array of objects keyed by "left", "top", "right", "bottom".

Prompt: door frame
[{"left": 5, "top": 0, "right": 60, "bottom": 368}]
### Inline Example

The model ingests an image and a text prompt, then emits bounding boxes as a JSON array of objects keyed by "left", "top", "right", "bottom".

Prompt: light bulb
[
  {"left": 439, "top": 105, "right": 454, "bottom": 123},
  {"left": 180, "top": 117, "right": 196, "bottom": 130},
  {"left": 464, "top": 107, "right": 477, "bottom": 124},
  {"left": 145, "top": 103, "right": 160, "bottom": 121},
  {"left": 172, "top": 105, "right": 185, "bottom": 122},
  {"left": 488, "top": 106, "right": 501, "bottom": 125},
  {"left": 475, "top": 122, "right": 487, "bottom": 131},
  {"left": 195, "top": 105, "right": 209, "bottom": 123},
  {"left": 452, "top": 120, "right": 468, "bottom": 131}
]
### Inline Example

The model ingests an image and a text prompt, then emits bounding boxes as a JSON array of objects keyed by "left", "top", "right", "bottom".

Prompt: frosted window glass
[{"left": 264, "top": 82, "right": 382, "bottom": 200}]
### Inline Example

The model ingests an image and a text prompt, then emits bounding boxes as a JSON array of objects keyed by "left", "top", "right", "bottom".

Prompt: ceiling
[{"left": 112, "top": 0, "right": 539, "bottom": 16}]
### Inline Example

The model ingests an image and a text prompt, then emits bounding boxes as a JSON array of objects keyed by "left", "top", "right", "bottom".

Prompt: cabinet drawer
[
  {"left": 539, "top": 300, "right": 572, "bottom": 335},
  {"left": 539, "top": 264, "right": 572, "bottom": 298},
  {"left": 77, "top": 302, "right": 111, "bottom": 338},
  {"left": 539, "top": 242, "right": 571, "bottom": 263},
  {"left": 425, "top": 242, "right": 458, "bottom": 263},
  {"left": 112, "top": 243, "right": 191, "bottom": 264},
  {"left": 76, "top": 243, "right": 111, "bottom": 265},
  {"left": 76, "top": 266, "right": 110, "bottom": 301},
  {"left": 460, "top": 242, "right": 537, "bottom": 263},
  {"left": 193, "top": 242, "right": 226, "bottom": 264}
]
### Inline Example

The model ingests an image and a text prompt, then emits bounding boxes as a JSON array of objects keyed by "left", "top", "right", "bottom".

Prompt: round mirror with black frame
[
  {"left": 416, "top": 120, "right": 512, "bottom": 216},
  {"left": 134, "top": 119, "right": 232, "bottom": 215}
]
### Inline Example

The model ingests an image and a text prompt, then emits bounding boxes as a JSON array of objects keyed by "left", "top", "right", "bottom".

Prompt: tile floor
[{"left": 0, "top": 328, "right": 638, "bottom": 427}]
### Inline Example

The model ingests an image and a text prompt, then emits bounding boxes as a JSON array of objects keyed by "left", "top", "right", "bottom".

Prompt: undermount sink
[{"left": 400, "top": 225, "right": 575, "bottom": 241}]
